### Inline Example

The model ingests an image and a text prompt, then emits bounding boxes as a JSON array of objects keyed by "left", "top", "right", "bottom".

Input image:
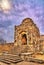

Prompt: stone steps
[
  {"left": 0, "top": 59, "right": 11, "bottom": 65},
  {"left": 0, "top": 54, "right": 23, "bottom": 65},
  {"left": 27, "top": 58, "right": 44, "bottom": 64},
  {"left": 0, "top": 58, "right": 23, "bottom": 64}
]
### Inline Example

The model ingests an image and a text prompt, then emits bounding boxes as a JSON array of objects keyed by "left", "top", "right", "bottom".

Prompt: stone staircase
[{"left": 0, "top": 54, "right": 23, "bottom": 65}]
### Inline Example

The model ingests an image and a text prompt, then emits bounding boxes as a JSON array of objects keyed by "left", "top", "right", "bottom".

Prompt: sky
[{"left": 0, "top": 0, "right": 44, "bottom": 42}]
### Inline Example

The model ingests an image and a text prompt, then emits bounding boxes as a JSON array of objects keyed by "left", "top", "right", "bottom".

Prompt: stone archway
[{"left": 21, "top": 34, "right": 27, "bottom": 45}]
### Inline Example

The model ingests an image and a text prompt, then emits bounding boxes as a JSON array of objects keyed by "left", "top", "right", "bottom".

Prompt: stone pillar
[
  {"left": 27, "top": 32, "right": 29, "bottom": 45},
  {"left": 39, "top": 42, "right": 43, "bottom": 51},
  {"left": 27, "top": 35, "right": 29, "bottom": 45},
  {"left": 31, "top": 33, "right": 33, "bottom": 44}
]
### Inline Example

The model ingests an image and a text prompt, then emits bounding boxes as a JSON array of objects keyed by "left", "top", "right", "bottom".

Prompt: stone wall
[{"left": 13, "top": 45, "right": 34, "bottom": 54}]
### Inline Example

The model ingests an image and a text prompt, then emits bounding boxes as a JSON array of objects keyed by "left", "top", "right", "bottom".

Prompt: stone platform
[{"left": 0, "top": 53, "right": 44, "bottom": 65}]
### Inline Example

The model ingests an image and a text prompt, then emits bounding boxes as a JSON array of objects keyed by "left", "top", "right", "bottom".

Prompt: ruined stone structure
[
  {"left": 14, "top": 18, "right": 40, "bottom": 45},
  {"left": 0, "top": 18, "right": 44, "bottom": 54}
]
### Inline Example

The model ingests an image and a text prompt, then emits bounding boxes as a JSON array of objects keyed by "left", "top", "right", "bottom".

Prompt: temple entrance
[{"left": 21, "top": 34, "right": 27, "bottom": 45}]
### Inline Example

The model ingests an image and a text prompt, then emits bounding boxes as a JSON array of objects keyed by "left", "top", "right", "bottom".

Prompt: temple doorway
[{"left": 21, "top": 34, "right": 27, "bottom": 45}]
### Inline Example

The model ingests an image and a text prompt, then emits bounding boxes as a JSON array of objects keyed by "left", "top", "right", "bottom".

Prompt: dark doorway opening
[{"left": 21, "top": 34, "right": 27, "bottom": 45}]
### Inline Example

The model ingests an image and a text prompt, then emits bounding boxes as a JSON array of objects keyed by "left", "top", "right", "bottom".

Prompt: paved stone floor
[
  {"left": 16, "top": 61, "right": 44, "bottom": 65},
  {"left": 0, "top": 53, "right": 44, "bottom": 65},
  {"left": 0, "top": 61, "right": 44, "bottom": 65}
]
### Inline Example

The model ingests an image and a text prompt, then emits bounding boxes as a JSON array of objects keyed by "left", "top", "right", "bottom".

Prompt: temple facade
[{"left": 14, "top": 18, "right": 40, "bottom": 45}]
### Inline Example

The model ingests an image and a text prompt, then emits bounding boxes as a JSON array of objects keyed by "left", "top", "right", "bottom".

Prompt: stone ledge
[{"left": 27, "top": 58, "right": 44, "bottom": 64}]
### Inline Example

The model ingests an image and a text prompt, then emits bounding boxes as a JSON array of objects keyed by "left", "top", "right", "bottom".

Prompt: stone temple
[
  {"left": 14, "top": 18, "right": 42, "bottom": 53},
  {"left": 14, "top": 18, "right": 40, "bottom": 45},
  {"left": 0, "top": 18, "right": 43, "bottom": 54},
  {"left": 0, "top": 18, "right": 44, "bottom": 54}
]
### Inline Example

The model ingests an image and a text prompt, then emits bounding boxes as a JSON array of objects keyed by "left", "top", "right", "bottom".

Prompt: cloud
[{"left": 0, "top": 0, "right": 44, "bottom": 42}]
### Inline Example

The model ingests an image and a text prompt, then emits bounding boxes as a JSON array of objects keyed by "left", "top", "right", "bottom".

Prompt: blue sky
[{"left": 0, "top": 0, "right": 44, "bottom": 42}]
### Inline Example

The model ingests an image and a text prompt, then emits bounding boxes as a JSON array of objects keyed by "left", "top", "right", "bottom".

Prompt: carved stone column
[{"left": 27, "top": 32, "right": 29, "bottom": 45}]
